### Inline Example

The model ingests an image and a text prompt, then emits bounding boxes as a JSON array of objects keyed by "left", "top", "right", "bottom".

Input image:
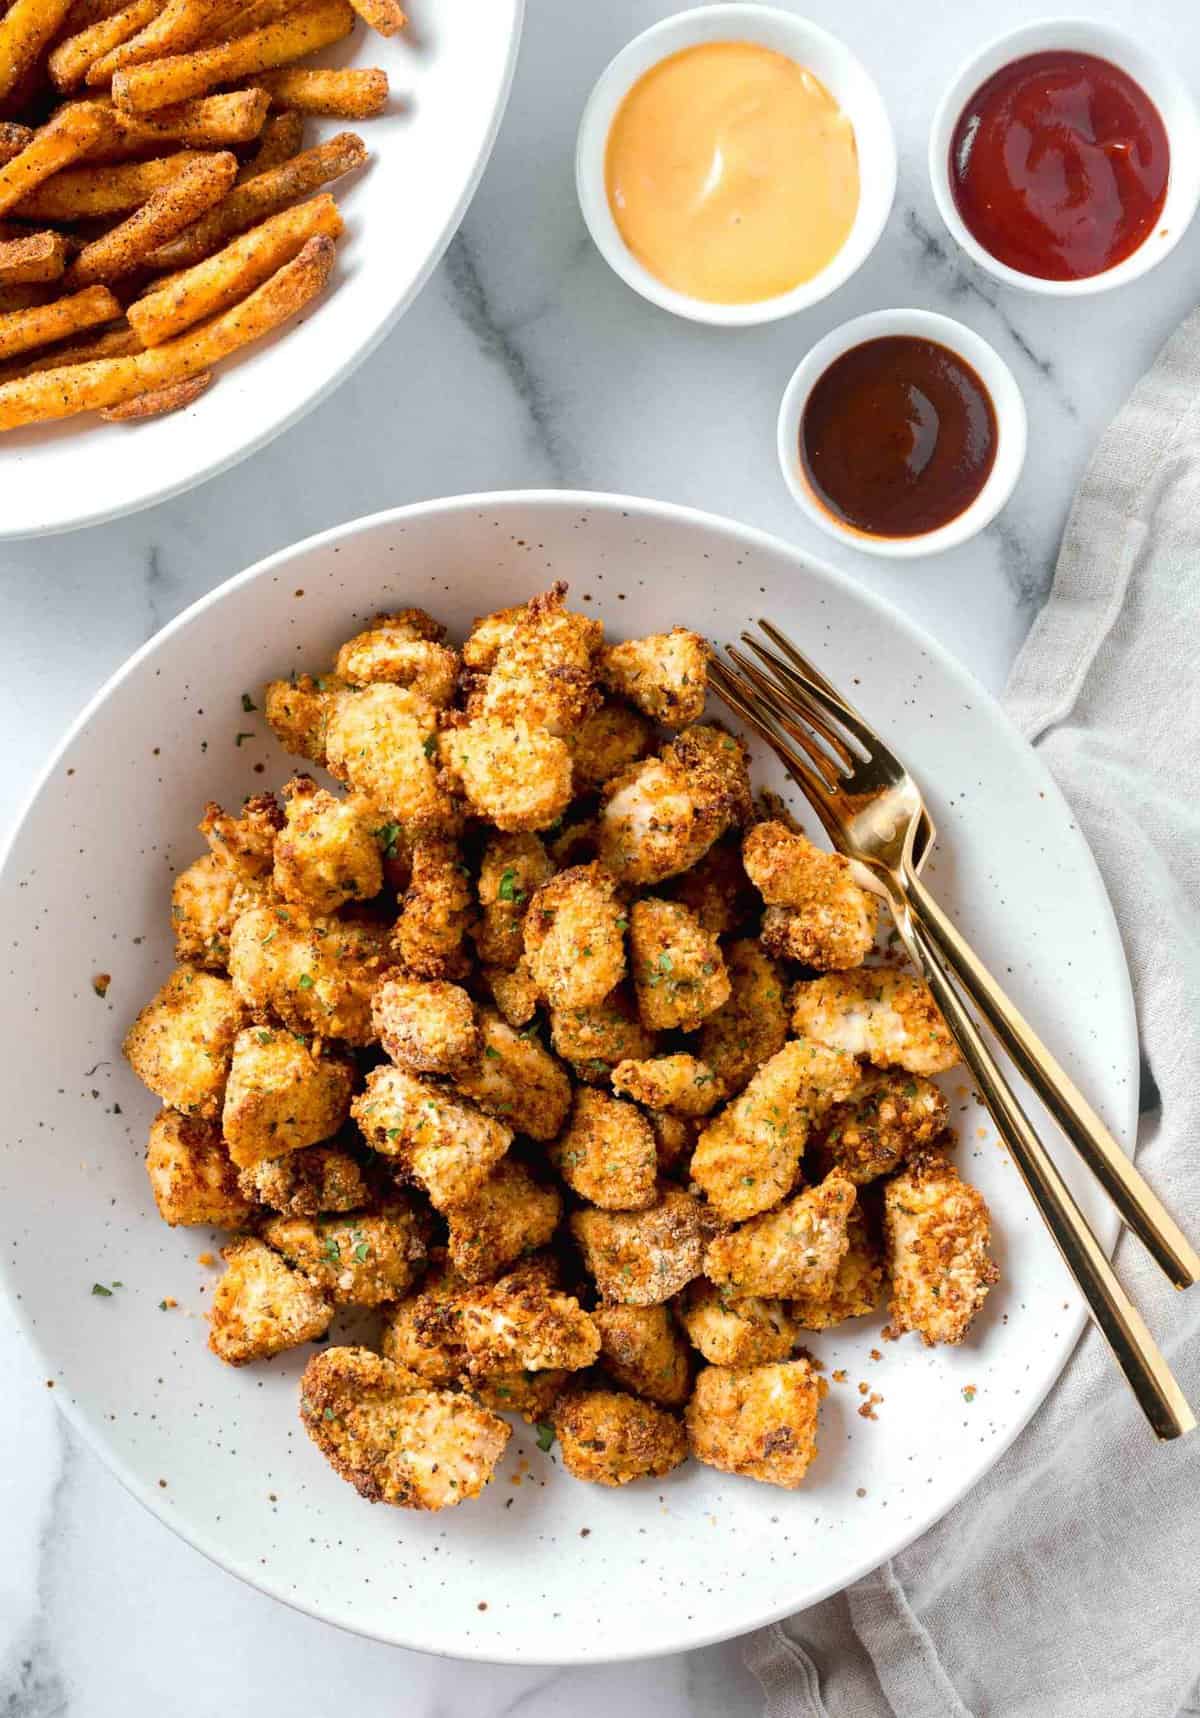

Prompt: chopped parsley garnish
[
  {"left": 91, "top": 1282, "right": 112, "bottom": 1297},
  {"left": 322, "top": 1238, "right": 341, "bottom": 1262},
  {"left": 497, "top": 867, "right": 524, "bottom": 904},
  {"left": 483, "top": 1045, "right": 501, "bottom": 1060},
  {"left": 535, "top": 1422, "right": 555, "bottom": 1452},
  {"left": 241, "top": 692, "right": 257, "bottom": 712},
  {"left": 422, "top": 733, "right": 438, "bottom": 758},
  {"left": 353, "top": 1242, "right": 370, "bottom": 1263},
  {"left": 234, "top": 731, "right": 254, "bottom": 747},
  {"left": 298, "top": 973, "right": 314, "bottom": 990},
  {"left": 374, "top": 823, "right": 402, "bottom": 859}
]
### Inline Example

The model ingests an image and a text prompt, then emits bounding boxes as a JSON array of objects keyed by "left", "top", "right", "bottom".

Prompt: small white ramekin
[
  {"left": 575, "top": 5, "right": 896, "bottom": 327},
  {"left": 776, "top": 308, "right": 1027, "bottom": 560},
  {"left": 929, "top": 18, "right": 1200, "bottom": 297}
]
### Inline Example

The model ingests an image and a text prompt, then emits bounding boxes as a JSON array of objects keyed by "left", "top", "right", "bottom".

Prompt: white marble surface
[{"left": 3, "top": 0, "right": 1199, "bottom": 1709}]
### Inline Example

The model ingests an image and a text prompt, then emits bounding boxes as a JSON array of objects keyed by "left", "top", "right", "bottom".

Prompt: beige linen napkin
[{"left": 743, "top": 307, "right": 1200, "bottom": 1718}]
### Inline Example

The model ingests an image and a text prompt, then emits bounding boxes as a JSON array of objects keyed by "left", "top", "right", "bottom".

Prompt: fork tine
[
  {"left": 723, "top": 648, "right": 844, "bottom": 790},
  {"left": 732, "top": 640, "right": 860, "bottom": 773},
  {"left": 756, "top": 618, "right": 863, "bottom": 714},
  {"left": 709, "top": 661, "right": 846, "bottom": 842},
  {"left": 742, "top": 630, "right": 889, "bottom": 763}
]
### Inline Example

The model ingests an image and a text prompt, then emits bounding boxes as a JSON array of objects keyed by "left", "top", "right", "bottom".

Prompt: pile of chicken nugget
[{"left": 123, "top": 582, "right": 999, "bottom": 1511}]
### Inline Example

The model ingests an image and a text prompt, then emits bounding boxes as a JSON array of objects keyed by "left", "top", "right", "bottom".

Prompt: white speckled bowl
[{"left": 0, "top": 492, "right": 1136, "bottom": 1663}]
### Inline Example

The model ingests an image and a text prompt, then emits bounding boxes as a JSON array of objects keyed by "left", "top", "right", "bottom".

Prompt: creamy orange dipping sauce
[{"left": 605, "top": 41, "right": 859, "bottom": 305}]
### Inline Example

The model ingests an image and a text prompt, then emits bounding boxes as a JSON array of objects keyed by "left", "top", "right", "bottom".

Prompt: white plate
[
  {"left": 0, "top": 1, "right": 523, "bottom": 540},
  {"left": 0, "top": 491, "right": 1137, "bottom": 1663}
]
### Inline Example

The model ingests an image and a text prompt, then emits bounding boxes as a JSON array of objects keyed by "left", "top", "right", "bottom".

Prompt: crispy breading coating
[
  {"left": 208, "top": 1235, "right": 332, "bottom": 1365},
  {"left": 199, "top": 793, "right": 282, "bottom": 881},
  {"left": 789, "top": 967, "right": 959, "bottom": 1075},
  {"left": 272, "top": 774, "right": 383, "bottom": 914},
  {"left": 548, "top": 814, "right": 600, "bottom": 868},
  {"left": 237, "top": 1140, "right": 371, "bottom": 1216},
  {"left": 611, "top": 1053, "right": 723, "bottom": 1117},
  {"left": 745, "top": 821, "right": 878, "bottom": 971},
  {"left": 325, "top": 684, "right": 460, "bottom": 832},
  {"left": 473, "top": 831, "right": 553, "bottom": 969},
  {"left": 262, "top": 1199, "right": 429, "bottom": 1307},
  {"left": 599, "top": 724, "right": 751, "bottom": 886},
  {"left": 300, "top": 1346, "right": 509, "bottom": 1509},
  {"left": 483, "top": 959, "right": 540, "bottom": 1027},
  {"left": 813, "top": 1068, "right": 948, "bottom": 1184},
  {"left": 352, "top": 1065, "right": 511, "bottom": 1209},
  {"left": 552, "top": 1387, "right": 687, "bottom": 1486},
  {"left": 629, "top": 897, "right": 730, "bottom": 1032},
  {"left": 123, "top": 964, "right": 247, "bottom": 1119},
  {"left": 647, "top": 1110, "right": 697, "bottom": 1176},
  {"left": 474, "top": 1369, "right": 571, "bottom": 1422},
  {"left": 170, "top": 851, "right": 255, "bottom": 971},
  {"left": 392, "top": 835, "right": 474, "bottom": 982},
  {"left": 446, "top": 715, "right": 572, "bottom": 833},
  {"left": 571, "top": 1188, "right": 718, "bottom": 1305},
  {"left": 570, "top": 699, "right": 654, "bottom": 793},
  {"left": 678, "top": 1281, "right": 799, "bottom": 1367},
  {"left": 371, "top": 974, "right": 479, "bottom": 1076},
  {"left": 457, "top": 1269, "right": 600, "bottom": 1375},
  {"left": 263, "top": 670, "right": 345, "bottom": 765},
  {"left": 549, "top": 984, "right": 657, "bottom": 1084},
  {"left": 522, "top": 862, "right": 627, "bottom": 1011},
  {"left": 685, "top": 1359, "right": 825, "bottom": 1488},
  {"left": 479, "top": 581, "right": 603, "bottom": 737},
  {"left": 444, "top": 1157, "right": 562, "bottom": 1284},
  {"left": 592, "top": 1303, "right": 691, "bottom": 1406},
  {"left": 454, "top": 1007, "right": 573, "bottom": 1141},
  {"left": 145, "top": 1108, "right": 255, "bottom": 1227},
  {"left": 221, "top": 1026, "right": 353, "bottom": 1169},
  {"left": 691, "top": 1038, "right": 860, "bottom": 1220},
  {"left": 790, "top": 1206, "right": 884, "bottom": 1329},
  {"left": 334, "top": 611, "right": 459, "bottom": 707},
  {"left": 599, "top": 627, "right": 708, "bottom": 728},
  {"left": 380, "top": 1255, "right": 465, "bottom": 1385},
  {"left": 462, "top": 603, "right": 523, "bottom": 670},
  {"left": 667, "top": 835, "right": 758, "bottom": 937},
  {"left": 550, "top": 1087, "right": 658, "bottom": 1211},
  {"left": 228, "top": 903, "right": 389, "bottom": 1045},
  {"left": 884, "top": 1149, "right": 998, "bottom": 1345},
  {"left": 697, "top": 938, "right": 789, "bottom": 1099},
  {"left": 703, "top": 1171, "right": 857, "bottom": 1299}
]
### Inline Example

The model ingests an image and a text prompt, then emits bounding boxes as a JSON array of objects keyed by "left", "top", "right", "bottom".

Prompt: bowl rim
[
  {"left": 575, "top": 3, "right": 897, "bottom": 327},
  {"left": 776, "top": 307, "right": 1028, "bottom": 559},
  {"left": 0, "top": 487, "right": 1136, "bottom": 1664},
  {"left": 927, "top": 16, "right": 1200, "bottom": 297}
]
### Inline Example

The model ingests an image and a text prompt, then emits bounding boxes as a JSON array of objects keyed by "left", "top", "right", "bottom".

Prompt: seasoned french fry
[
  {"left": 0, "top": 104, "right": 117, "bottom": 219},
  {"left": 248, "top": 66, "right": 387, "bottom": 117},
  {"left": 49, "top": 0, "right": 162, "bottom": 90},
  {"left": 346, "top": 0, "right": 403, "bottom": 37},
  {"left": 0, "top": 230, "right": 66, "bottom": 284},
  {"left": 0, "top": 0, "right": 76, "bottom": 102},
  {"left": 110, "top": 0, "right": 353, "bottom": 114},
  {"left": 66, "top": 147, "right": 234, "bottom": 284},
  {"left": 130, "top": 188, "right": 337, "bottom": 342},
  {"left": 84, "top": 87, "right": 269, "bottom": 155},
  {"left": 0, "top": 281, "right": 57, "bottom": 313},
  {"left": 208, "top": 0, "right": 300, "bottom": 36},
  {"left": 235, "top": 105, "right": 301, "bottom": 179},
  {"left": 13, "top": 146, "right": 209, "bottom": 218},
  {"left": 0, "top": 281, "right": 119, "bottom": 360},
  {"left": 148, "top": 129, "right": 362, "bottom": 267},
  {"left": 0, "top": 125, "right": 35, "bottom": 168},
  {"left": 85, "top": 0, "right": 234, "bottom": 83},
  {"left": 0, "top": 232, "right": 333, "bottom": 428},
  {"left": 100, "top": 366, "right": 209, "bottom": 416},
  {"left": 3, "top": 318, "right": 140, "bottom": 375},
  {"left": 57, "top": 0, "right": 132, "bottom": 34}
]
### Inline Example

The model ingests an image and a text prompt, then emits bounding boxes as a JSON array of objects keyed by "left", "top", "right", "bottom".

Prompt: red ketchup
[{"left": 949, "top": 51, "right": 1170, "bottom": 280}]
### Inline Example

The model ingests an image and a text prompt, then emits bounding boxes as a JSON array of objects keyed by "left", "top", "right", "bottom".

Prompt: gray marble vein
[{"left": 0, "top": 1429, "right": 70, "bottom": 1718}]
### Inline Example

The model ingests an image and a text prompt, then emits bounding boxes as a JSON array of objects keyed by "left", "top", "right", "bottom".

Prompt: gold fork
[{"left": 711, "top": 624, "right": 1197, "bottom": 1441}]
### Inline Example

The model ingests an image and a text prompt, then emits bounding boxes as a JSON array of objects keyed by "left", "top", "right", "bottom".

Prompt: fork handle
[
  {"left": 887, "top": 890, "right": 1195, "bottom": 1441},
  {"left": 903, "top": 868, "right": 1200, "bottom": 1290}
]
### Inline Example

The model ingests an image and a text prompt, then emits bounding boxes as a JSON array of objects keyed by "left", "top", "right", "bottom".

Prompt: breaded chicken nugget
[
  {"left": 552, "top": 1387, "right": 687, "bottom": 1486},
  {"left": 813, "top": 1069, "right": 948, "bottom": 1184},
  {"left": 570, "top": 699, "right": 654, "bottom": 794},
  {"left": 480, "top": 581, "right": 603, "bottom": 737},
  {"left": 697, "top": 938, "right": 789, "bottom": 1099},
  {"left": 790, "top": 1206, "right": 883, "bottom": 1330},
  {"left": 474, "top": 1369, "right": 572, "bottom": 1423},
  {"left": 549, "top": 984, "right": 656, "bottom": 1084},
  {"left": 208, "top": 1235, "right": 332, "bottom": 1365},
  {"left": 599, "top": 724, "right": 751, "bottom": 886},
  {"left": 352, "top": 1065, "right": 511, "bottom": 1210},
  {"left": 483, "top": 959, "right": 540, "bottom": 1027},
  {"left": 262, "top": 1200, "right": 428, "bottom": 1307},
  {"left": 522, "top": 862, "right": 628, "bottom": 1011},
  {"left": 326, "top": 684, "right": 460, "bottom": 833},
  {"left": 551, "top": 1087, "right": 658, "bottom": 1211},
  {"left": 571, "top": 1188, "right": 718, "bottom": 1305},
  {"left": 629, "top": 898, "right": 730, "bottom": 1032},
  {"left": 454, "top": 1007, "right": 573, "bottom": 1141},
  {"left": 229, "top": 903, "right": 389, "bottom": 1045},
  {"left": 745, "top": 821, "right": 878, "bottom": 971},
  {"left": 462, "top": 604, "right": 523, "bottom": 670},
  {"left": 380, "top": 1253, "right": 465, "bottom": 1385},
  {"left": 685, "top": 1359, "right": 825, "bottom": 1488},
  {"left": 592, "top": 1303, "right": 691, "bottom": 1406},
  {"left": 145, "top": 1108, "right": 255, "bottom": 1228},
  {"left": 263, "top": 669, "right": 345, "bottom": 765},
  {"left": 703, "top": 1171, "right": 857, "bottom": 1299},
  {"left": 667, "top": 836, "right": 758, "bottom": 937},
  {"left": 691, "top": 1038, "right": 860, "bottom": 1220},
  {"left": 392, "top": 836, "right": 474, "bottom": 982},
  {"left": 473, "top": 831, "right": 553, "bottom": 969},
  {"left": 678, "top": 1279, "right": 800, "bottom": 1367},
  {"left": 443, "top": 1157, "right": 561, "bottom": 1284},
  {"left": 238, "top": 1140, "right": 371, "bottom": 1217},
  {"left": 884, "top": 1149, "right": 997, "bottom": 1345},
  {"left": 599, "top": 627, "right": 709, "bottom": 728},
  {"left": 272, "top": 775, "right": 383, "bottom": 914},
  {"left": 789, "top": 967, "right": 959, "bottom": 1076},
  {"left": 300, "top": 1346, "right": 509, "bottom": 1510},
  {"left": 371, "top": 974, "right": 479, "bottom": 1077},
  {"left": 611, "top": 1053, "right": 723, "bottom": 1117},
  {"left": 170, "top": 851, "right": 255, "bottom": 971},
  {"left": 334, "top": 610, "right": 459, "bottom": 707},
  {"left": 221, "top": 1026, "right": 354, "bottom": 1169},
  {"left": 446, "top": 715, "right": 572, "bottom": 833},
  {"left": 124, "top": 965, "right": 246, "bottom": 1119},
  {"left": 199, "top": 793, "right": 282, "bottom": 881},
  {"left": 647, "top": 1110, "right": 697, "bottom": 1176},
  {"left": 457, "top": 1268, "right": 600, "bottom": 1375}
]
